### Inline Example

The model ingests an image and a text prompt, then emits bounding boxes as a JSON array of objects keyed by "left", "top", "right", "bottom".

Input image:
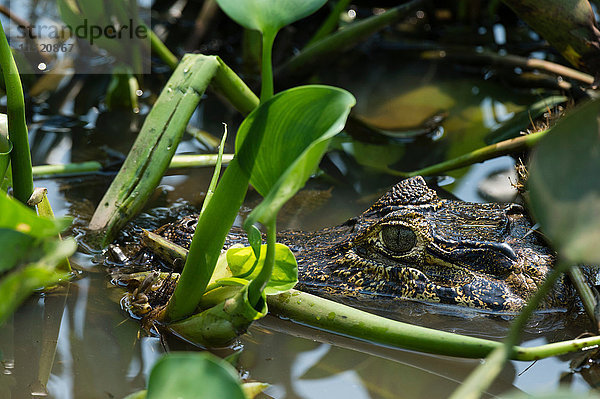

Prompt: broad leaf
[
  {"left": 146, "top": 353, "right": 246, "bottom": 399},
  {"left": 223, "top": 244, "right": 298, "bottom": 294},
  {"left": 215, "top": 0, "right": 326, "bottom": 35},
  {"left": 0, "top": 229, "right": 35, "bottom": 273},
  {"left": 235, "top": 85, "right": 355, "bottom": 226},
  {"left": 528, "top": 100, "right": 600, "bottom": 263},
  {"left": 0, "top": 237, "right": 75, "bottom": 325},
  {"left": 0, "top": 193, "right": 70, "bottom": 237}
]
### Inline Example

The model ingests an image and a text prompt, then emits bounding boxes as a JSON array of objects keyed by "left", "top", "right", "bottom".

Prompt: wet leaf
[
  {"left": 528, "top": 100, "right": 600, "bottom": 263},
  {"left": 0, "top": 229, "right": 35, "bottom": 273},
  {"left": 146, "top": 353, "right": 246, "bottom": 399},
  {"left": 168, "top": 285, "right": 267, "bottom": 347},
  {"left": 224, "top": 243, "right": 298, "bottom": 295},
  {"left": 502, "top": 0, "right": 600, "bottom": 73},
  {"left": 236, "top": 85, "right": 355, "bottom": 227},
  {"left": 215, "top": 0, "right": 326, "bottom": 36},
  {"left": 0, "top": 237, "right": 75, "bottom": 325},
  {"left": 0, "top": 193, "right": 70, "bottom": 238}
]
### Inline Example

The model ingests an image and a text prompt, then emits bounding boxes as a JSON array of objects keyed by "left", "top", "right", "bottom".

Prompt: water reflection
[
  {"left": 241, "top": 318, "right": 518, "bottom": 399},
  {"left": 0, "top": 266, "right": 164, "bottom": 399}
]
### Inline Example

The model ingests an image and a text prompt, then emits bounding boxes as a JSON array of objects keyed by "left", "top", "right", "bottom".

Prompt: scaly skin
[{"left": 149, "top": 176, "right": 568, "bottom": 312}]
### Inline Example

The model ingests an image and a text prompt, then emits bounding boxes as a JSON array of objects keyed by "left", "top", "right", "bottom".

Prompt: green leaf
[
  {"left": 89, "top": 54, "right": 221, "bottom": 244},
  {"left": 0, "top": 229, "right": 35, "bottom": 273},
  {"left": 0, "top": 237, "right": 75, "bottom": 325},
  {"left": 224, "top": 244, "right": 298, "bottom": 294},
  {"left": 215, "top": 0, "right": 326, "bottom": 35},
  {"left": 0, "top": 136, "right": 10, "bottom": 183},
  {"left": 235, "top": 85, "right": 355, "bottom": 226},
  {"left": 528, "top": 99, "right": 600, "bottom": 264},
  {"left": 146, "top": 353, "right": 246, "bottom": 399},
  {"left": 168, "top": 284, "right": 267, "bottom": 347},
  {"left": 0, "top": 194, "right": 70, "bottom": 237}
]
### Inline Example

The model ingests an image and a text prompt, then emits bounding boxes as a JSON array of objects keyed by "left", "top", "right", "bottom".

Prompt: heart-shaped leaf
[
  {"left": 215, "top": 0, "right": 327, "bottom": 36},
  {"left": 223, "top": 243, "right": 298, "bottom": 295},
  {"left": 528, "top": 99, "right": 600, "bottom": 263},
  {"left": 235, "top": 85, "right": 355, "bottom": 226}
]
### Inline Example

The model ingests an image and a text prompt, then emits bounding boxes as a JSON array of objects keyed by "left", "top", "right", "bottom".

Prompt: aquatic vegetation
[
  {"left": 4, "top": 1, "right": 600, "bottom": 398},
  {"left": 0, "top": 194, "right": 75, "bottom": 325},
  {"left": 0, "top": 19, "right": 32, "bottom": 204},
  {"left": 124, "top": 352, "right": 266, "bottom": 399}
]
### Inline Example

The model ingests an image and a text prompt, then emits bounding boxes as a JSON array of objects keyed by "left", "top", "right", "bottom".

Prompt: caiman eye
[{"left": 380, "top": 225, "right": 416, "bottom": 253}]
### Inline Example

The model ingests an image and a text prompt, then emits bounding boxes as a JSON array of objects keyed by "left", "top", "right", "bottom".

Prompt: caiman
[{"left": 122, "top": 176, "right": 572, "bottom": 313}]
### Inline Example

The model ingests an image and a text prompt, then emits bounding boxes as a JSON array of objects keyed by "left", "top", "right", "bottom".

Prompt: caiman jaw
[
  {"left": 325, "top": 188, "right": 554, "bottom": 312},
  {"left": 338, "top": 237, "right": 527, "bottom": 311}
]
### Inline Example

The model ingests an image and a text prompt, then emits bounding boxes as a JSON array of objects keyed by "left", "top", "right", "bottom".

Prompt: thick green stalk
[
  {"left": 213, "top": 57, "right": 260, "bottom": 115},
  {"left": 32, "top": 161, "right": 103, "bottom": 177},
  {"left": 0, "top": 140, "right": 11, "bottom": 183},
  {"left": 403, "top": 129, "right": 548, "bottom": 177},
  {"left": 30, "top": 155, "right": 236, "bottom": 179},
  {"left": 268, "top": 286, "right": 600, "bottom": 360},
  {"left": 0, "top": 19, "right": 33, "bottom": 204},
  {"left": 162, "top": 159, "right": 249, "bottom": 322},
  {"left": 260, "top": 30, "right": 276, "bottom": 102},
  {"left": 90, "top": 55, "right": 242, "bottom": 244},
  {"left": 247, "top": 218, "right": 276, "bottom": 306}
]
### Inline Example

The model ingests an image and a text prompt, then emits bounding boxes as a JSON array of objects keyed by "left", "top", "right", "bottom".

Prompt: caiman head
[{"left": 294, "top": 176, "right": 562, "bottom": 312}]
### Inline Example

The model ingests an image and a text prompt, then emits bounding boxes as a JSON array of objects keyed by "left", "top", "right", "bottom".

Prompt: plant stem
[
  {"left": 89, "top": 55, "right": 221, "bottom": 242},
  {"left": 268, "top": 282, "right": 600, "bottom": 361},
  {"left": 144, "top": 24, "right": 179, "bottom": 70},
  {"left": 200, "top": 125, "right": 228, "bottom": 215},
  {"left": 402, "top": 129, "right": 548, "bottom": 177},
  {"left": 260, "top": 30, "right": 276, "bottom": 102},
  {"left": 277, "top": 0, "right": 424, "bottom": 78},
  {"left": 568, "top": 265, "right": 598, "bottom": 331},
  {"left": 212, "top": 57, "right": 259, "bottom": 115},
  {"left": 30, "top": 155, "right": 237, "bottom": 179},
  {"left": 162, "top": 159, "right": 249, "bottom": 322},
  {"left": 306, "top": 0, "right": 352, "bottom": 46},
  {"left": 421, "top": 48, "right": 594, "bottom": 85},
  {"left": 0, "top": 19, "right": 33, "bottom": 205},
  {"left": 247, "top": 218, "right": 276, "bottom": 307}
]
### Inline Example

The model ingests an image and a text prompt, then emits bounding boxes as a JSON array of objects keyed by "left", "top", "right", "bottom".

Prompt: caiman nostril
[
  {"left": 432, "top": 234, "right": 518, "bottom": 261},
  {"left": 482, "top": 241, "right": 518, "bottom": 261}
]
